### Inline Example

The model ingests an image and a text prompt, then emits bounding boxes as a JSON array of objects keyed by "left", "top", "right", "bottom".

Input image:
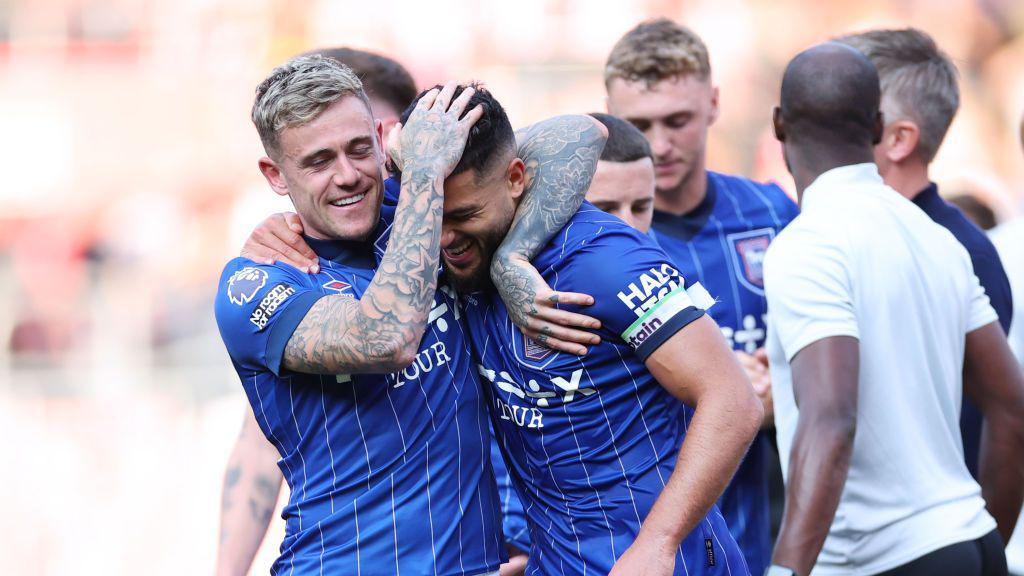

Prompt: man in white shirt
[{"left": 763, "top": 42, "right": 1024, "bottom": 576}]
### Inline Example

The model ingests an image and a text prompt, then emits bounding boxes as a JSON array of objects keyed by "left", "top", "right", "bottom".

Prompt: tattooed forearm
[
  {"left": 500, "top": 115, "right": 605, "bottom": 260},
  {"left": 491, "top": 115, "right": 605, "bottom": 321},
  {"left": 283, "top": 171, "right": 446, "bottom": 375},
  {"left": 283, "top": 85, "right": 478, "bottom": 375}
]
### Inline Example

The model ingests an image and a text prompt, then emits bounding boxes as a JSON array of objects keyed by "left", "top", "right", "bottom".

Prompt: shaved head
[{"left": 779, "top": 42, "right": 881, "bottom": 148}]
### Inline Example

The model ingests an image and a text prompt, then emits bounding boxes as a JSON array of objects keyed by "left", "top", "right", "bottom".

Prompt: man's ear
[
  {"left": 258, "top": 156, "right": 290, "bottom": 197},
  {"left": 708, "top": 84, "right": 720, "bottom": 126},
  {"left": 881, "top": 119, "right": 920, "bottom": 163},
  {"left": 772, "top": 107, "right": 785, "bottom": 142},
  {"left": 375, "top": 118, "right": 386, "bottom": 156},
  {"left": 507, "top": 157, "right": 527, "bottom": 200}
]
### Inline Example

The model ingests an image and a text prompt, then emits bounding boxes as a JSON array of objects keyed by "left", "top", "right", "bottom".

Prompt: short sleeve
[
  {"left": 214, "top": 259, "right": 327, "bottom": 376},
  {"left": 555, "top": 226, "right": 705, "bottom": 361},
  {"left": 763, "top": 227, "right": 858, "bottom": 362},
  {"left": 966, "top": 270, "right": 999, "bottom": 332}
]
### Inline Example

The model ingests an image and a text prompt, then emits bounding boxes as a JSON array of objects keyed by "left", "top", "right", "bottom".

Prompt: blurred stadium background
[{"left": 2, "top": 0, "right": 1023, "bottom": 573}]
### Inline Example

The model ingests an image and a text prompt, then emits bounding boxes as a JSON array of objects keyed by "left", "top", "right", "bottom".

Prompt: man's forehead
[
  {"left": 589, "top": 160, "right": 654, "bottom": 200},
  {"left": 609, "top": 76, "right": 708, "bottom": 111},
  {"left": 280, "top": 97, "right": 376, "bottom": 158}
]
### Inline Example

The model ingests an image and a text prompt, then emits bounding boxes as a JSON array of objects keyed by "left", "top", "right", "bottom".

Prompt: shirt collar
[
  {"left": 305, "top": 235, "right": 377, "bottom": 270},
  {"left": 802, "top": 162, "right": 883, "bottom": 210}
]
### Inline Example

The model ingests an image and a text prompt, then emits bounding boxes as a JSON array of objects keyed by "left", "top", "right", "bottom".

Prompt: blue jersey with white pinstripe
[
  {"left": 651, "top": 171, "right": 798, "bottom": 575},
  {"left": 215, "top": 198, "right": 504, "bottom": 575},
  {"left": 463, "top": 203, "right": 748, "bottom": 576}
]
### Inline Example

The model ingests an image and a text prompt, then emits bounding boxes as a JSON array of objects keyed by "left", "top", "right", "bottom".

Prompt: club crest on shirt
[
  {"left": 523, "top": 334, "right": 553, "bottom": 362},
  {"left": 512, "top": 328, "right": 560, "bottom": 369},
  {"left": 227, "top": 267, "right": 268, "bottom": 306},
  {"left": 727, "top": 228, "right": 774, "bottom": 294}
]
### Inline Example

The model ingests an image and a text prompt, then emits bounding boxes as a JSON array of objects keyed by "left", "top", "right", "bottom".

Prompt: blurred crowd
[{"left": 3, "top": 0, "right": 1024, "bottom": 574}]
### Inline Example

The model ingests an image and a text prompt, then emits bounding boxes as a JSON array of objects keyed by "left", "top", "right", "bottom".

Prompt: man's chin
[{"left": 446, "top": 267, "right": 493, "bottom": 294}]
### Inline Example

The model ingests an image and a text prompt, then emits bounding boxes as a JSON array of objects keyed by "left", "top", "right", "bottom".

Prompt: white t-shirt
[
  {"left": 764, "top": 163, "right": 998, "bottom": 575},
  {"left": 990, "top": 218, "right": 1024, "bottom": 575}
]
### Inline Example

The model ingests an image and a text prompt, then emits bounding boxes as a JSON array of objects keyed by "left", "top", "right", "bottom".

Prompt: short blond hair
[
  {"left": 604, "top": 18, "right": 711, "bottom": 89},
  {"left": 251, "top": 55, "right": 369, "bottom": 159}
]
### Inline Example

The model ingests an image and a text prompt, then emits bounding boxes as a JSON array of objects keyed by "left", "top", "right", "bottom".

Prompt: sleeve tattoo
[
  {"left": 490, "top": 115, "right": 605, "bottom": 324},
  {"left": 282, "top": 172, "right": 445, "bottom": 375}
]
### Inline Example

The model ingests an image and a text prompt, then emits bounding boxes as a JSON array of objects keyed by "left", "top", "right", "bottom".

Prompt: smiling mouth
[
  {"left": 329, "top": 193, "right": 366, "bottom": 207},
  {"left": 443, "top": 238, "right": 475, "bottom": 266}
]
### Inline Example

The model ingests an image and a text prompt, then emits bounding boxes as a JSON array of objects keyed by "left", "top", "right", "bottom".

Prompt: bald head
[{"left": 778, "top": 42, "right": 881, "bottom": 148}]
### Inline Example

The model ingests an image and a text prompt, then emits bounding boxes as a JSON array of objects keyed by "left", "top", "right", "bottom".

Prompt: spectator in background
[
  {"left": 990, "top": 113, "right": 1024, "bottom": 576},
  {"left": 949, "top": 193, "right": 999, "bottom": 230},
  {"left": 765, "top": 42, "right": 1024, "bottom": 576},
  {"left": 836, "top": 28, "right": 1014, "bottom": 480},
  {"left": 604, "top": 19, "right": 799, "bottom": 575}
]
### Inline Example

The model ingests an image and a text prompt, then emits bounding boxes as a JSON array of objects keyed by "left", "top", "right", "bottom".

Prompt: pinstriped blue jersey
[
  {"left": 651, "top": 171, "right": 798, "bottom": 576},
  {"left": 215, "top": 194, "right": 505, "bottom": 575},
  {"left": 463, "top": 204, "right": 748, "bottom": 576}
]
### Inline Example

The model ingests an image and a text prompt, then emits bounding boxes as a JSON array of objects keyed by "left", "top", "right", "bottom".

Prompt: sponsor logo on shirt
[
  {"left": 727, "top": 228, "right": 775, "bottom": 294},
  {"left": 323, "top": 279, "right": 351, "bottom": 293},
  {"left": 227, "top": 267, "right": 268, "bottom": 306},
  {"left": 478, "top": 365, "right": 596, "bottom": 429},
  {"left": 249, "top": 283, "right": 295, "bottom": 330},
  {"left": 617, "top": 263, "right": 685, "bottom": 318},
  {"left": 621, "top": 284, "right": 695, "bottom": 352}
]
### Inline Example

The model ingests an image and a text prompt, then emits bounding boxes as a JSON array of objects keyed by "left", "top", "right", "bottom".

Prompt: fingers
[
  {"left": 432, "top": 81, "right": 459, "bottom": 112},
  {"left": 282, "top": 212, "right": 304, "bottom": 234},
  {"left": 416, "top": 86, "right": 440, "bottom": 111},
  {"left": 449, "top": 84, "right": 477, "bottom": 117},
  {"left": 544, "top": 291, "right": 594, "bottom": 307},
  {"left": 526, "top": 321, "right": 600, "bottom": 347},
  {"left": 530, "top": 306, "right": 601, "bottom": 330},
  {"left": 522, "top": 330, "right": 590, "bottom": 356},
  {"left": 252, "top": 228, "right": 318, "bottom": 273},
  {"left": 263, "top": 216, "right": 318, "bottom": 273}
]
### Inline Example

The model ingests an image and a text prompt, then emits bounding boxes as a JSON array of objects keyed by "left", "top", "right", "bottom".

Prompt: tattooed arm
[
  {"left": 490, "top": 115, "right": 607, "bottom": 354},
  {"left": 215, "top": 410, "right": 284, "bottom": 576},
  {"left": 282, "top": 83, "right": 483, "bottom": 375}
]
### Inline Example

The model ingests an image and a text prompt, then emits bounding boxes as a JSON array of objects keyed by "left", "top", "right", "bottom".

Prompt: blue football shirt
[
  {"left": 463, "top": 204, "right": 748, "bottom": 576},
  {"left": 651, "top": 171, "right": 798, "bottom": 575},
  {"left": 215, "top": 193, "right": 505, "bottom": 575}
]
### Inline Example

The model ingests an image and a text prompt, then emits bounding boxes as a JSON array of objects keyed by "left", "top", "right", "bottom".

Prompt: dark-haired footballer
[
  {"left": 399, "top": 85, "right": 761, "bottom": 576},
  {"left": 254, "top": 83, "right": 762, "bottom": 575}
]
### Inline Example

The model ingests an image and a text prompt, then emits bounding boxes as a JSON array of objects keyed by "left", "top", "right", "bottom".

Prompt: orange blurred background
[{"left": 2, "top": 0, "right": 1023, "bottom": 573}]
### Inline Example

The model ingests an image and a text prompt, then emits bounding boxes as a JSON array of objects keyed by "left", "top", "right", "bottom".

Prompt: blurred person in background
[
  {"left": 215, "top": 47, "right": 423, "bottom": 576},
  {"left": 990, "top": 112, "right": 1024, "bottom": 576},
  {"left": 764, "top": 42, "right": 1024, "bottom": 576},
  {"left": 604, "top": 18, "right": 799, "bottom": 575},
  {"left": 837, "top": 28, "right": 1014, "bottom": 480},
  {"left": 949, "top": 193, "right": 999, "bottom": 231}
]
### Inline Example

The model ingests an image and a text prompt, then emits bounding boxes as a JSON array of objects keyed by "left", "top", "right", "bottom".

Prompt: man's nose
[
  {"left": 333, "top": 156, "right": 361, "bottom": 188},
  {"left": 440, "top": 227, "right": 457, "bottom": 249},
  {"left": 647, "top": 125, "right": 672, "bottom": 158}
]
